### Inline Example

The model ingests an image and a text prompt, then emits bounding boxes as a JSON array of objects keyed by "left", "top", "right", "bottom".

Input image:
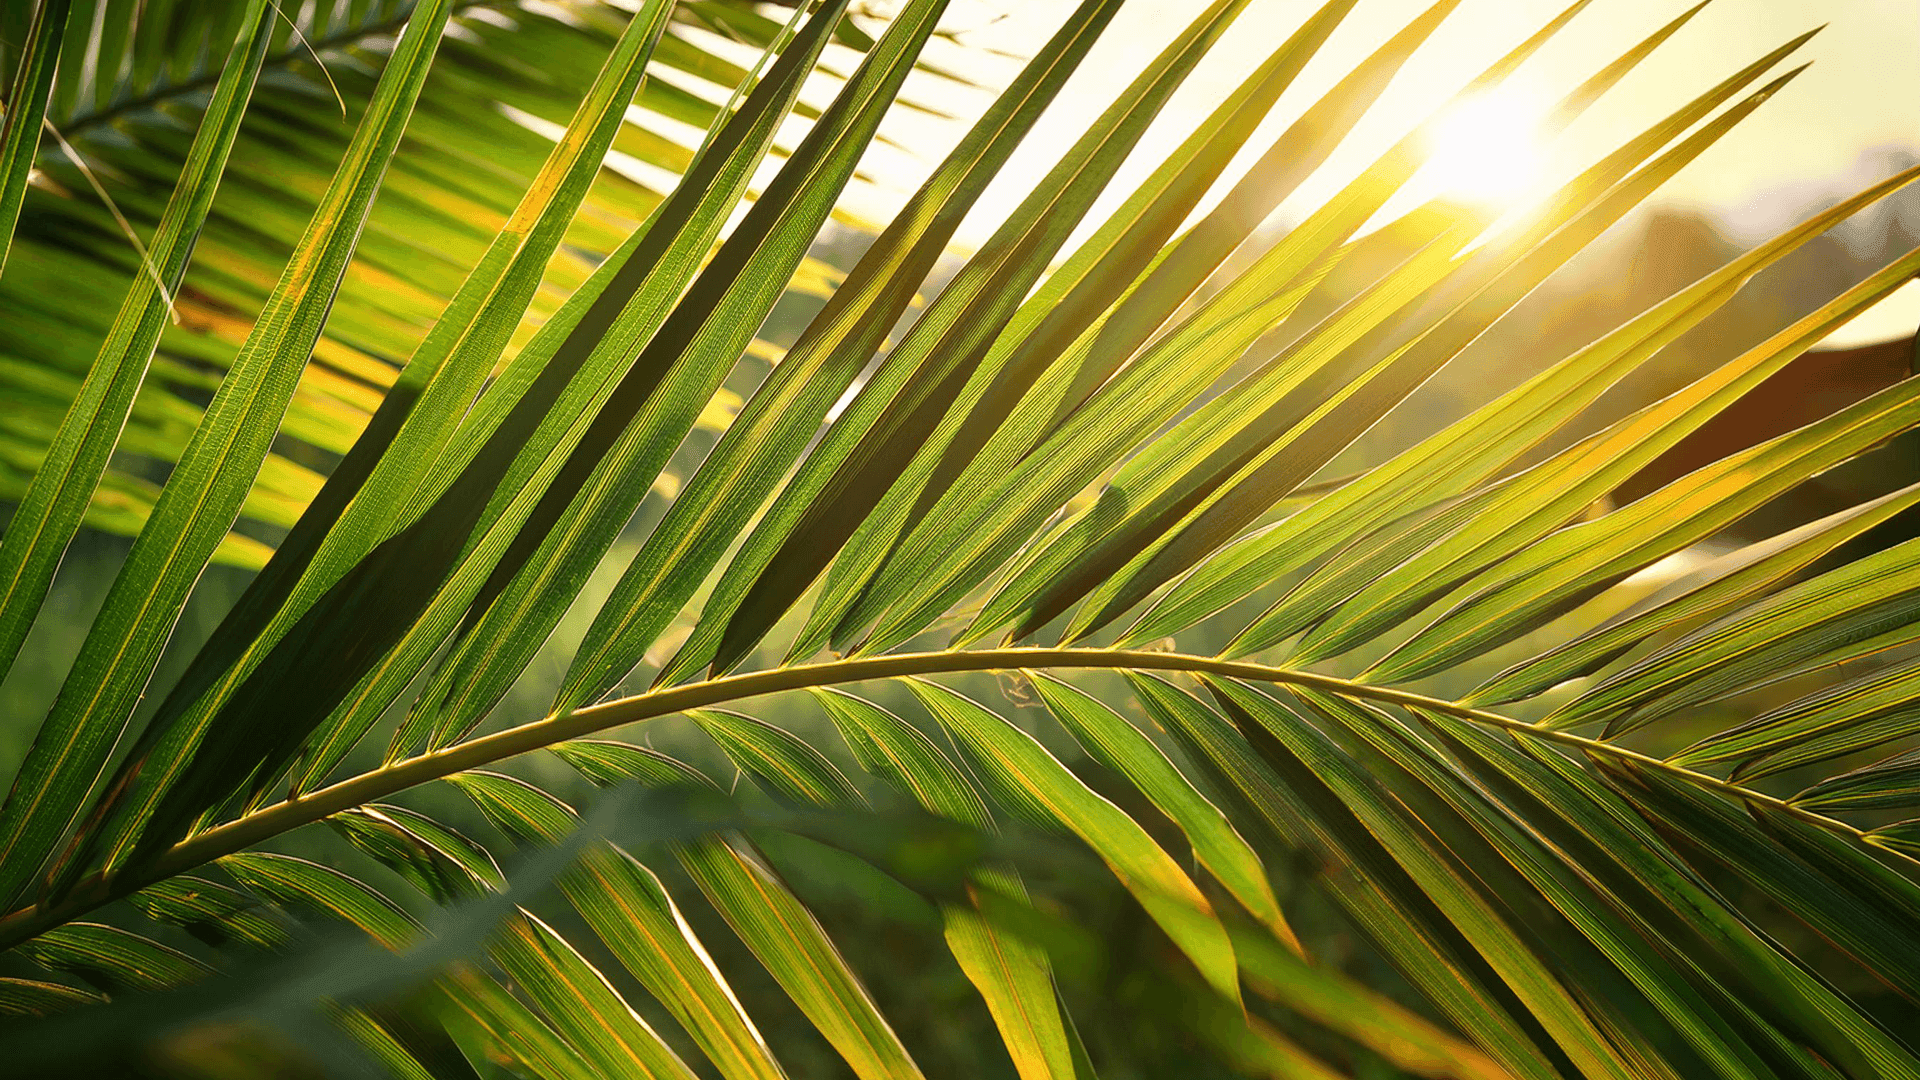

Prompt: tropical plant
[
  {"left": 3, "top": 0, "right": 1920, "bottom": 1076},
  {"left": 0, "top": 0, "right": 967, "bottom": 569}
]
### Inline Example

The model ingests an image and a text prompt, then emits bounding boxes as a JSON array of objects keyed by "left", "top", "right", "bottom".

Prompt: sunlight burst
[{"left": 1422, "top": 87, "right": 1549, "bottom": 210}]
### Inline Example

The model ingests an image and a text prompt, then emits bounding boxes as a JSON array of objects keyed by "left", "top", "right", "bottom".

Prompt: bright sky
[
  {"left": 677, "top": 1, "right": 1919, "bottom": 343},
  {"left": 901, "top": 0, "right": 1920, "bottom": 343},
  {"left": 923, "top": 0, "right": 1919, "bottom": 237}
]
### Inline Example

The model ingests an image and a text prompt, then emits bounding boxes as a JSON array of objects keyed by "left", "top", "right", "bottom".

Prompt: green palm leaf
[{"left": 7, "top": 2, "right": 1920, "bottom": 1078}]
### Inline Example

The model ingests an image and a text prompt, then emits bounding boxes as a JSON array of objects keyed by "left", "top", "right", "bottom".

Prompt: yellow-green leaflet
[{"left": 906, "top": 677, "right": 1241, "bottom": 1004}]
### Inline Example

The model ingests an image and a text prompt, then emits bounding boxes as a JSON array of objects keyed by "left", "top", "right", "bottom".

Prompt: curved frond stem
[{"left": 0, "top": 647, "right": 1884, "bottom": 950}]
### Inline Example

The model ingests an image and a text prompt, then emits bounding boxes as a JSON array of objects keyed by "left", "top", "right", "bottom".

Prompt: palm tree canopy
[{"left": 2, "top": 2, "right": 1920, "bottom": 1078}]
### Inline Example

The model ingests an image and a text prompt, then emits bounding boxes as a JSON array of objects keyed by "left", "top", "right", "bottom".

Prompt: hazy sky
[
  {"left": 842, "top": 0, "right": 1918, "bottom": 340},
  {"left": 912, "top": 0, "right": 1917, "bottom": 234},
  {"left": 667, "top": 2, "right": 1918, "bottom": 342}
]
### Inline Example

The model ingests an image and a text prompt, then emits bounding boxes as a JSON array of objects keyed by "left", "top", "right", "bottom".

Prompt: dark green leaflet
[
  {"left": 0, "top": 0, "right": 69, "bottom": 277},
  {"left": 79, "top": 0, "right": 852, "bottom": 876},
  {"left": 443, "top": 0, "right": 1125, "bottom": 735},
  {"left": 656, "top": 0, "right": 1279, "bottom": 684}
]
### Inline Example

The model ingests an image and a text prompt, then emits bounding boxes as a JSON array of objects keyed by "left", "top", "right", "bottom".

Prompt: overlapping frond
[
  {"left": 0, "top": 0, "right": 971, "bottom": 568},
  {"left": 5, "top": 0, "right": 1920, "bottom": 1077}
]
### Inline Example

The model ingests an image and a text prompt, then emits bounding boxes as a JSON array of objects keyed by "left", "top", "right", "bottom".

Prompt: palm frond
[
  {"left": 6, "top": 1, "right": 1920, "bottom": 1078},
  {"left": 0, "top": 0, "right": 974, "bottom": 567}
]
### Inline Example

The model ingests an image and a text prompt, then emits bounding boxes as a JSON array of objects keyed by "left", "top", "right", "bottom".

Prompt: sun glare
[{"left": 1422, "top": 87, "right": 1549, "bottom": 210}]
